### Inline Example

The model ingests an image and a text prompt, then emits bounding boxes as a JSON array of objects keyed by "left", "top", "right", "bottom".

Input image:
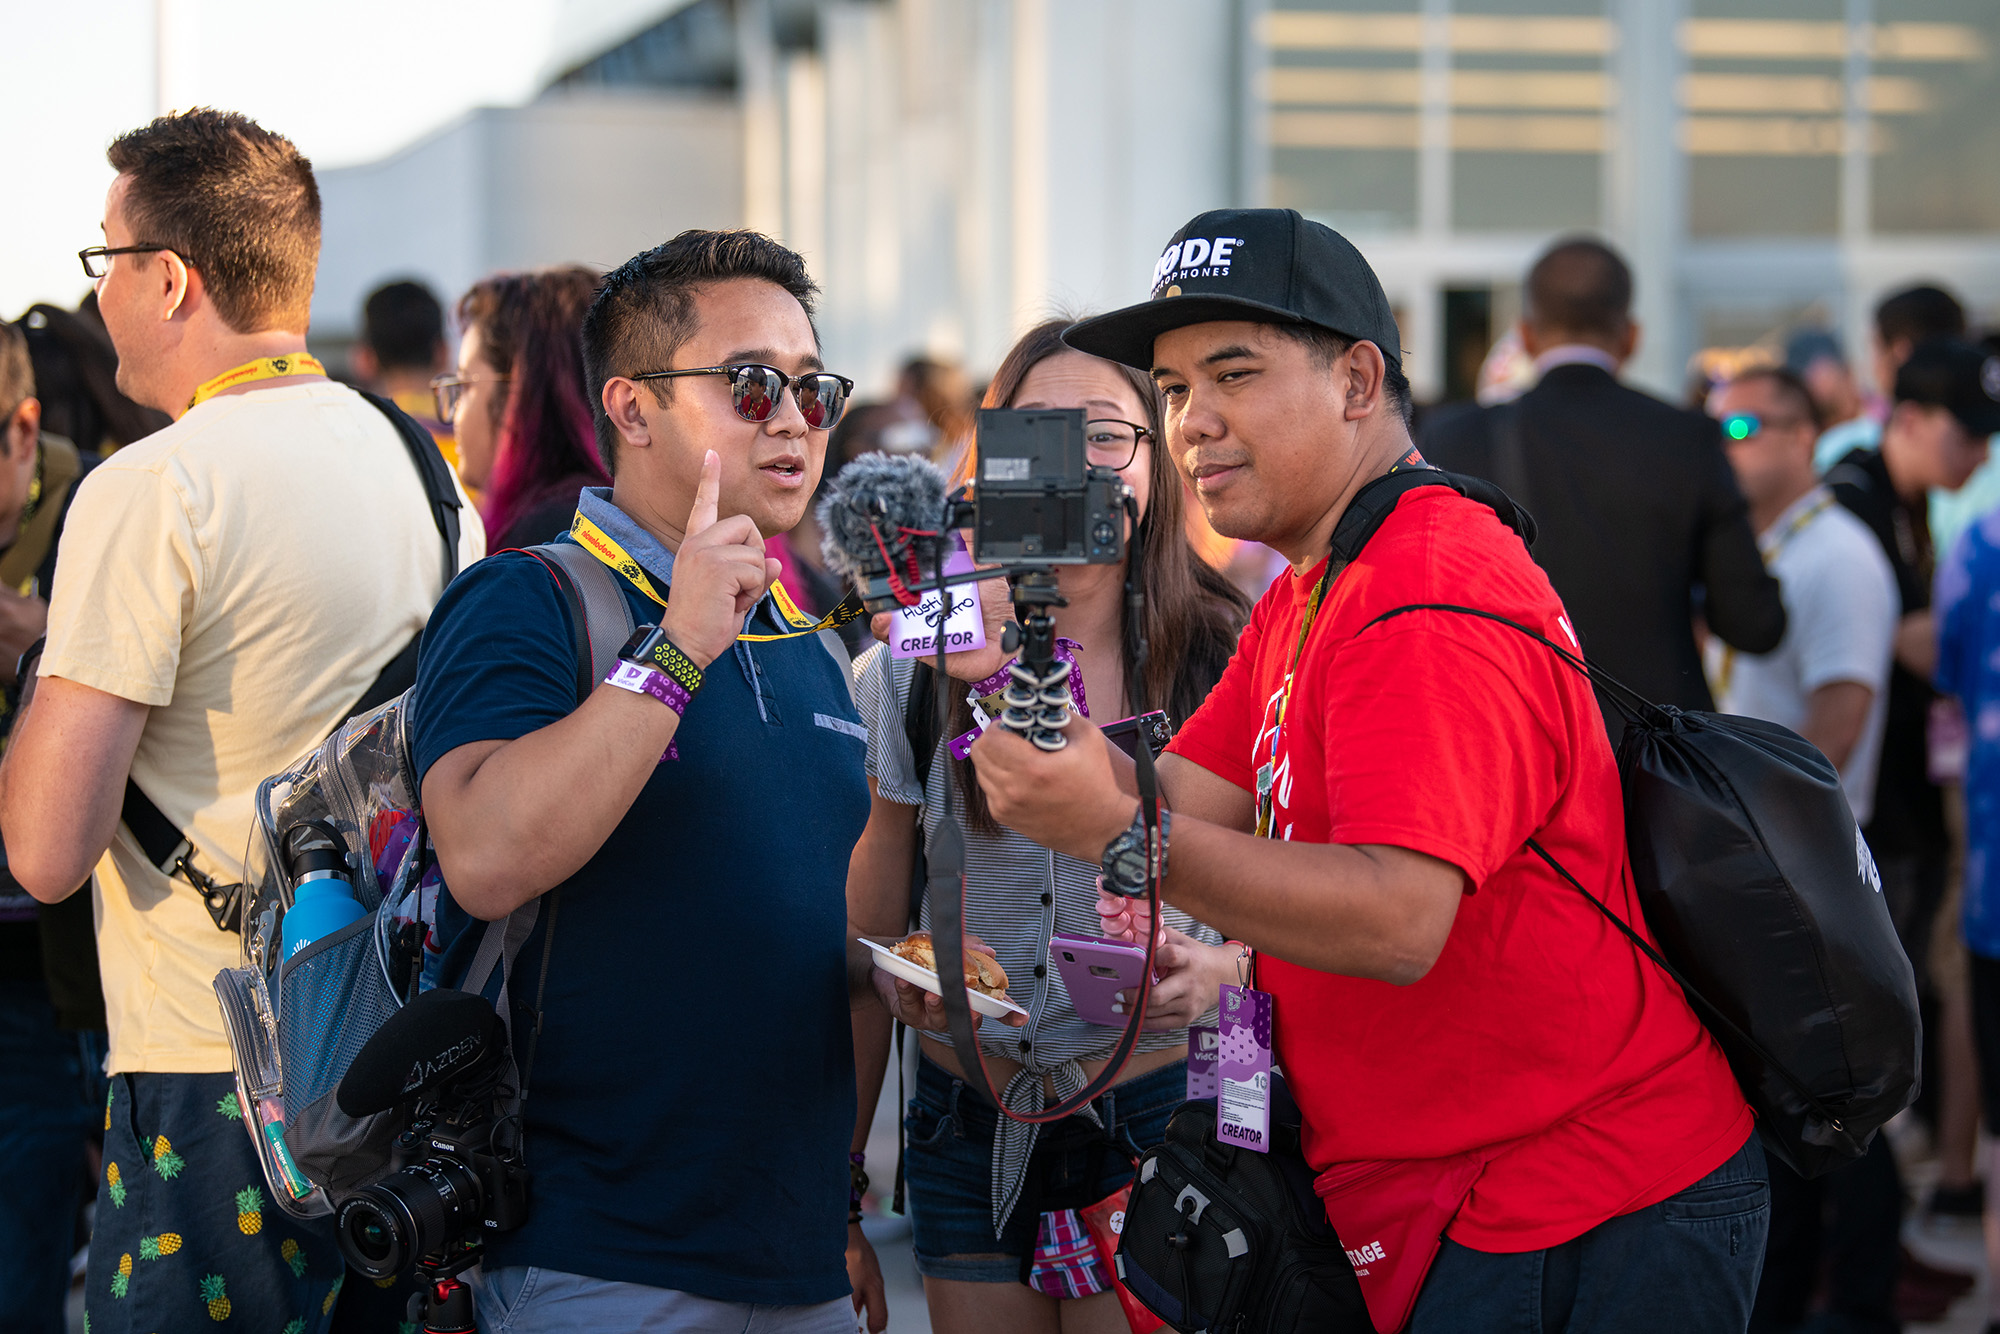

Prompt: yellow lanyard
[
  {"left": 1713, "top": 493, "right": 1834, "bottom": 698},
  {"left": 185, "top": 354, "right": 327, "bottom": 411},
  {"left": 568, "top": 508, "right": 867, "bottom": 642}
]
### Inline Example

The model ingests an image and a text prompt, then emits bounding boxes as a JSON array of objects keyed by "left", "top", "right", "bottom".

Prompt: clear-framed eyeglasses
[{"left": 430, "top": 373, "right": 512, "bottom": 423}]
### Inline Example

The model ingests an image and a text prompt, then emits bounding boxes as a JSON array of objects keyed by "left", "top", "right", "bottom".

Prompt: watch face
[
  {"left": 1108, "top": 837, "right": 1149, "bottom": 887},
  {"left": 620, "top": 625, "right": 665, "bottom": 660}
]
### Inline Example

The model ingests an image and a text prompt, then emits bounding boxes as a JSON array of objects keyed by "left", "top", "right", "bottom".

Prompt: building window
[
  {"left": 1264, "top": 0, "right": 1423, "bottom": 232},
  {"left": 1683, "top": 0, "right": 1846, "bottom": 238},
  {"left": 1869, "top": 1, "right": 2000, "bottom": 234},
  {"left": 1449, "top": 0, "right": 1607, "bottom": 233}
]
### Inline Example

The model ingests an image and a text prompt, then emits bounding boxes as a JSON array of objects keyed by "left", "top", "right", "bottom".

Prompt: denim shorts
[{"left": 902, "top": 1053, "right": 1187, "bottom": 1283}]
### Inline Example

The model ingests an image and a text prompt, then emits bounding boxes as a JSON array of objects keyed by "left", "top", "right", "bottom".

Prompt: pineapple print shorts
[{"left": 87, "top": 1072, "right": 346, "bottom": 1334}]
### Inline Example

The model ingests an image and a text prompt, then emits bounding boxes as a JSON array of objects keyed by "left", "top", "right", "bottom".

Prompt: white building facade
[{"left": 313, "top": 0, "right": 2000, "bottom": 403}]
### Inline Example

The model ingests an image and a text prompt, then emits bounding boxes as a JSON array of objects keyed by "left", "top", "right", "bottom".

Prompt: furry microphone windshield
[{"left": 816, "top": 452, "right": 951, "bottom": 583}]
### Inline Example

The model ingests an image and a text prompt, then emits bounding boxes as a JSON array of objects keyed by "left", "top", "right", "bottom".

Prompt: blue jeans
[
  {"left": 0, "top": 978, "right": 102, "bottom": 1334},
  {"left": 1409, "top": 1131, "right": 1768, "bottom": 1333},
  {"left": 470, "top": 1264, "right": 856, "bottom": 1334}
]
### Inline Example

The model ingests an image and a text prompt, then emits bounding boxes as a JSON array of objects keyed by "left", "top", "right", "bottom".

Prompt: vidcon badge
[
  {"left": 889, "top": 533, "right": 988, "bottom": 659},
  {"left": 1187, "top": 1025, "right": 1219, "bottom": 1100},
  {"left": 1217, "top": 984, "right": 1273, "bottom": 1153}
]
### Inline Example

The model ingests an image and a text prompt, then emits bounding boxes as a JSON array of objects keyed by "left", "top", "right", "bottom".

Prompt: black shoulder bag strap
[
  {"left": 121, "top": 390, "right": 464, "bottom": 932},
  {"left": 1353, "top": 598, "right": 1853, "bottom": 1145}
]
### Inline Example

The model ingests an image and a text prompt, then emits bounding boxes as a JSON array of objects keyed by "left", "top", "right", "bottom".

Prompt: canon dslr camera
[{"left": 334, "top": 990, "right": 530, "bottom": 1283}]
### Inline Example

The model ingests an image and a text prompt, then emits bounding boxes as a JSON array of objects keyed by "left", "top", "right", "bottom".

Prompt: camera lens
[
  {"left": 336, "top": 1156, "right": 486, "bottom": 1278},
  {"left": 345, "top": 1209, "right": 396, "bottom": 1266}
]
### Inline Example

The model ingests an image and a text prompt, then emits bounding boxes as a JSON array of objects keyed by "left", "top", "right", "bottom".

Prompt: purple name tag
[
  {"left": 1217, "top": 984, "right": 1273, "bottom": 1153},
  {"left": 1187, "top": 1025, "right": 1219, "bottom": 1100}
]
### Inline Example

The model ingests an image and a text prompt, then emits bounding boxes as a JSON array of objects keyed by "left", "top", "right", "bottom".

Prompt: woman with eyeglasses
[
  {"left": 845, "top": 320, "right": 1251, "bottom": 1334},
  {"left": 434, "top": 266, "right": 609, "bottom": 549}
]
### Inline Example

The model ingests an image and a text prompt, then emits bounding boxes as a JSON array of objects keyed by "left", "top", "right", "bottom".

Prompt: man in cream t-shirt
[{"left": 0, "top": 110, "right": 481, "bottom": 1333}]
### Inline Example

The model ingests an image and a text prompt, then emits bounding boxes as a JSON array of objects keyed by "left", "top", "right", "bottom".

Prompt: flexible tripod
[{"left": 995, "top": 569, "right": 1073, "bottom": 750}]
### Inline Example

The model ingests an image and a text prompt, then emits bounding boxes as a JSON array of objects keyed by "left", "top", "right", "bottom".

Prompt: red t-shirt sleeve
[
  {"left": 1318, "top": 617, "right": 1565, "bottom": 886},
  {"left": 1166, "top": 608, "right": 1268, "bottom": 792}
]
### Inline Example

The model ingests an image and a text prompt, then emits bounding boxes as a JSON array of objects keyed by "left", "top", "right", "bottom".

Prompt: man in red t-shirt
[{"left": 970, "top": 209, "right": 1767, "bottom": 1331}]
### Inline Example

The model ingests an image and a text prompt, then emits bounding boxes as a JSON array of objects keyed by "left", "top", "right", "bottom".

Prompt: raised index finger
[{"left": 685, "top": 449, "right": 721, "bottom": 538}]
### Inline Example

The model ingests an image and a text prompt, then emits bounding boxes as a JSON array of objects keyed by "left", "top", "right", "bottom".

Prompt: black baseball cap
[
  {"left": 1064, "top": 208, "right": 1402, "bottom": 372},
  {"left": 1894, "top": 337, "right": 2000, "bottom": 437}
]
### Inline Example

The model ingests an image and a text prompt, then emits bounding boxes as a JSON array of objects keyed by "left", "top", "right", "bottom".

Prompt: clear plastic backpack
[{"left": 210, "top": 543, "right": 635, "bottom": 1219}]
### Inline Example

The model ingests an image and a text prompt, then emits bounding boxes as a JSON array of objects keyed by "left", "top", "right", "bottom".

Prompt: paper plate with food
[{"left": 862, "top": 932, "right": 1029, "bottom": 1019}]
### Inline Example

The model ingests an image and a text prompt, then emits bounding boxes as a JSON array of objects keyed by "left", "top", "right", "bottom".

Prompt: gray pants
[{"left": 471, "top": 1264, "right": 857, "bottom": 1334}]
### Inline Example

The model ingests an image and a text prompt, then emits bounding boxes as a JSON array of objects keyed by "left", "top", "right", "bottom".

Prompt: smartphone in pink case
[{"left": 1050, "top": 933, "right": 1151, "bottom": 1026}]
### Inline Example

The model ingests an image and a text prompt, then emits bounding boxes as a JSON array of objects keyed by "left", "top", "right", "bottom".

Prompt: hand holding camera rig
[{"left": 819, "top": 407, "right": 1130, "bottom": 753}]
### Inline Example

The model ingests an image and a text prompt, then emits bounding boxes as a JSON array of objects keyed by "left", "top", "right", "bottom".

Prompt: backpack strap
[
  {"left": 356, "top": 390, "right": 463, "bottom": 589},
  {"left": 122, "top": 391, "right": 464, "bottom": 931},
  {"left": 461, "top": 542, "right": 635, "bottom": 1109},
  {"left": 1326, "top": 465, "right": 1536, "bottom": 575},
  {"left": 520, "top": 542, "right": 639, "bottom": 687},
  {"left": 1356, "top": 600, "right": 1857, "bottom": 1151}
]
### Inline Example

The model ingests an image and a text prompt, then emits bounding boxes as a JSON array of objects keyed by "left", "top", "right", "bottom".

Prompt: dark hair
[
  {"left": 459, "top": 267, "right": 609, "bottom": 546},
  {"left": 1525, "top": 237, "right": 1633, "bottom": 342},
  {"left": 946, "top": 319, "right": 1253, "bottom": 834},
  {"left": 16, "top": 301, "right": 169, "bottom": 451},
  {"left": 0, "top": 320, "right": 29, "bottom": 419},
  {"left": 1279, "top": 324, "right": 1414, "bottom": 425},
  {"left": 362, "top": 280, "right": 445, "bottom": 370},
  {"left": 581, "top": 230, "right": 819, "bottom": 473},
  {"left": 105, "top": 108, "right": 320, "bottom": 334},
  {"left": 1727, "top": 365, "right": 1823, "bottom": 433},
  {"left": 1874, "top": 285, "right": 1965, "bottom": 351}
]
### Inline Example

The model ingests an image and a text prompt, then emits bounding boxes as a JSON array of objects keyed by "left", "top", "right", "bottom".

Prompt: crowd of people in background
[{"left": 5, "top": 104, "right": 2000, "bottom": 1334}]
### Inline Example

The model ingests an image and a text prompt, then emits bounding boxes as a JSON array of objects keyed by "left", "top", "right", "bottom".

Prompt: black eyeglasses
[
  {"left": 1084, "top": 418, "right": 1153, "bottom": 473},
  {"left": 79, "top": 245, "right": 190, "bottom": 279},
  {"left": 631, "top": 363, "right": 854, "bottom": 430}
]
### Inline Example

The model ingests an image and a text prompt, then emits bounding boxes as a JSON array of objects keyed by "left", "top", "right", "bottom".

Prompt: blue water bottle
[{"left": 280, "top": 822, "right": 365, "bottom": 960}]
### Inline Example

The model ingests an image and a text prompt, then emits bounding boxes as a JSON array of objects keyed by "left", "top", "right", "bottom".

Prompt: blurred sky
[{"left": 0, "top": 0, "right": 673, "bottom": 318}]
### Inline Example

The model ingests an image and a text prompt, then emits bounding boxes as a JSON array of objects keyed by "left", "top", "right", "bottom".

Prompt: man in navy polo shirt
[{"left": 411, "top": 231, "right": 871, "bottom": 1331}]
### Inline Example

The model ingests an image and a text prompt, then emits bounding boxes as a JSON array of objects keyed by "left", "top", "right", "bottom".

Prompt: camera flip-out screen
[{"left": 972, "top": 408, "right": 1124, "bottom": 566}]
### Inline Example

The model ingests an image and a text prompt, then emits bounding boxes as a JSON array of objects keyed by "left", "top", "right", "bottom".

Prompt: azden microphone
[
  {"left": 337, "top": 989, "right": 507, "bottom": 1119},
  {"left": 816, "top": 452, "right": 953, "bottom": 612}
]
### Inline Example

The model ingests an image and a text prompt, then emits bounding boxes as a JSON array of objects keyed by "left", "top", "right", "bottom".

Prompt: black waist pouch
[{"left": 1115, "top": 1083, "right": 1368, "bottom": 1333}]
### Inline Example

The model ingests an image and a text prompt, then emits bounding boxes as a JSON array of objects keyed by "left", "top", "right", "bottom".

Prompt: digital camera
[{"left": 335, "top": 1021, "right": 530, "bottom": 1280}]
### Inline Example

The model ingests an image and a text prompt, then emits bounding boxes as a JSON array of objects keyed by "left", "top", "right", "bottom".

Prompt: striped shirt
[{"left": 854, "top": 643, "right": 1220, "bottom": 1234}]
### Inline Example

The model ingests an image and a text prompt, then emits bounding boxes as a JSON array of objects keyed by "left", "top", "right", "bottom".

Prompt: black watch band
[{"left": 620, "top": 624, "right": 704, "bottom": 695}]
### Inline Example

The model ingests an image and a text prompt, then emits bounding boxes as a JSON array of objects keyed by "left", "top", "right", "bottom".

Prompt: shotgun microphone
[{"left": 336, "top": 989, "right": 507, "bottom": 1119}]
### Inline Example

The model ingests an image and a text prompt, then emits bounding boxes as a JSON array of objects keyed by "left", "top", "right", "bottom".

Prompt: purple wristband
[
  {"left": 964, "top": 637, "right": 1088, "bottom": 714},
  {"left": 604, "top": 660, "right": 690, "bottom": 762}
]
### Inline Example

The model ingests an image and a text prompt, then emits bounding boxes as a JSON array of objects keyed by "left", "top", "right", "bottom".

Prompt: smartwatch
[
  {"left": 620, "top": 625, "right": 704, "bottom": 695},
  {"left": 1100, "top": 806, "right": 1170, "bottom": 897}
]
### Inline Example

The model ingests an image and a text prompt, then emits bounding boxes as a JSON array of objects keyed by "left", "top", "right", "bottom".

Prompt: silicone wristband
[
  {"left": 603, "top": 661, "right": 689, "bottom": 762},
  {"left": 643, "top": 635, "right": 705, "bottom": 695}
]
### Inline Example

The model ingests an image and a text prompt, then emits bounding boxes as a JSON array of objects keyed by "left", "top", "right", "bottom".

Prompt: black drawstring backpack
[
  {"left": 1112, "top": 468, "right": 1921, "bottom": 1334},
  {"left": 1353, "top": 469, "right": 1921, "bottom": 1177}
]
